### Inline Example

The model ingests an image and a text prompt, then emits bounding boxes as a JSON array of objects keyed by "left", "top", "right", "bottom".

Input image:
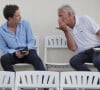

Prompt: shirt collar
[
  {"left": 2, "top": 19, "right": 22, "bottom": 32},
  {"left": 2, "top": 21, "right": 8, "bottom": 31},
  {"left": 73, "top": 16, "right": 79, "bottom": 30}
]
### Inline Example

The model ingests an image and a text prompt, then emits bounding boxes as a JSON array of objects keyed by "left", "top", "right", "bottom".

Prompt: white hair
[{"left": 58, "top": 5, "right": 75, "bottom": 15}]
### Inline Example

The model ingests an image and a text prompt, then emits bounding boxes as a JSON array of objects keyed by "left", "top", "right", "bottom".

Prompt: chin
[{"left": 17, "top": 21, "right": 21, "bottom": 24}]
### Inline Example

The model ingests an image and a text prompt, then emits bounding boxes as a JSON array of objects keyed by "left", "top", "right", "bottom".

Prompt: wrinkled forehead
[
  {"left": 58, "top": 8, "right": 68, "bottom": 14},
  {"left": 58, "top": 9, "right": 68, "bottom": 16}
]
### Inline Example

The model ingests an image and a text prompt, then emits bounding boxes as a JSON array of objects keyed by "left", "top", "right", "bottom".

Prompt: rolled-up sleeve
[{"left": 25, "top": 21, "right": 34, "bottom": 49}]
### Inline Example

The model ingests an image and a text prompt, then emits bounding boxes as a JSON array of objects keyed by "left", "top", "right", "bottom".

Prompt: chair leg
[
  {"left": 2, "top": 88, "right": 5, "bottom": 90},
  {"left": 15, "top": 87, "right": 19, "bottom": 90},
  {"left": 82, "top": 88, "right": 85, "bottom": 90},
  {"left": 49, "top": 88, "right": 53, "bottom": 90},
  {"left": 12, "top": 87, "right": 15, "bottom": 90},
  {"left": 76, "top": 88, "right": 79, "bottom": 90},
  {"left": 35, "top": 88, "right": 38, "bottom": 90},
  {"left": 59, "top": 88, "right": 63, "bottom": 90},
  {"left": 56, "top": 87, "right": 59, "bottom": 90}
]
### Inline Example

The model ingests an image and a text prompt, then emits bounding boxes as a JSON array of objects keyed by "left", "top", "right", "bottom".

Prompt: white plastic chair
[
  {"left": 15, "top": 71, "right": 59, "bottom": 90},
  {"left": 0, "top": 71, "right": 15, "bottom": 90},
  {"left": 15, "top": 35, "right": 39, "bottom": 66},
  {"left": 44, "top": 35, "right": 95, "bottom": 70},
  {"left": 60, "top": 71, "right": 100, "bottom": 90},
  {"left": 44, "top": 35, "right": 69, "bottom": 69},
  {"left": 33, "top": 35, "right": 39, "bottom": 55}
]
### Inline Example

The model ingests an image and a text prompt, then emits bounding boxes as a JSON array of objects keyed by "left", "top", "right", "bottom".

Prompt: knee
[
  {"left": 1, "top": 54, "right": 11, "bottom": 65},
  {"left": 1, "top": 56, "right": 7, "bottom": 64},
  {"left": 70, "top": 56, "right": 77, "bottom": 67},
  {"left": 29, "top": 49, "right": 38, "bottom": 58},
  {"left": 93, "top": 59, "right": 100, "bottom": 67}
]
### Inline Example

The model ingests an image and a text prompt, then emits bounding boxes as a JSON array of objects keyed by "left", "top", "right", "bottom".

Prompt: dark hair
[{"left": 3, "top": 4, "right": 19, "bottom": 20}]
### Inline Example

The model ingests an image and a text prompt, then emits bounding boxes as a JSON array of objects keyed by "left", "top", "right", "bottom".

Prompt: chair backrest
[
  {"left": 60, "top": 71, "right": 100, "bottom": 89},
  {"left": 44, "top": 35, "right": 68, "bottom": 67},
  {"left": 33, "top": 35, "right": 39, "bottom": 55},
  {"left": 45, "top": 35, "right": 67, "bottom": 48},
  {"left": 15, "top": 71, "right": 59, "bottom": 88},
  {"left": 36, "top": 71, "right": 59, "bottom": 88},
  {"left": 44, "top": 35, "right": 94, "bottom": 70},
  {"left": 0, "top": 71, "right": 15, "bottom": 90}
]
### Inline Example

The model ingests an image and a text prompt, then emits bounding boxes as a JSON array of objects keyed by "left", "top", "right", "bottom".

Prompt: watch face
[{"left": 93, "top": 48, "right": 100, "bottom": 51}]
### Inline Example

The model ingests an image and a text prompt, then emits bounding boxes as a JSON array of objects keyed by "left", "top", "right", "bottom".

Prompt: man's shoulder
[
  {"left": 77, "top": 15, "right": 92, "bottom": 24},
  {"left": 78, "top": 15, "right": 91, "bottom": 20},
  {"left": 0, "top": 23, "right": 5, "bottom": 32},
  {"left": 0, "top": 26, "right": 1, "bottom": 32},
  {"left": 20, "top": 19, "right": 29, "bottom": 24},
  {"left": 0, "top": 21, "right": 7, "bottom": 29},
  {"left": 0, "top": 21, "right": 8, "bottom": 34},
  {"left": 0, "top": 26, "right": 3, "bottom": 34},
  {"left": 19, "top": 19, "right": 31, "bottom": 27}
]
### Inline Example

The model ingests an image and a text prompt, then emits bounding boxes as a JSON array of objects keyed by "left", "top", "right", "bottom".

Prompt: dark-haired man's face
[{"left": 9, "top": 10, "right": 21, "bottom": 24}]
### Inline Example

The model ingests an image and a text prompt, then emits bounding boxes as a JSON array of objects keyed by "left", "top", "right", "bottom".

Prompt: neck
[
  {"left": 7, "top": 21, "right": 17, "bottom": 33},
  {"left": 8, "top": 21, "right": 17, "bottom": 28},
  {"left": 70, "top": 16, "right": 76, "bottom": 29}
]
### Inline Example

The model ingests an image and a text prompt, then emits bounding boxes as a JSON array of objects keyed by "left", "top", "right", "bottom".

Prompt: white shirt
[{"left": 69, "top": 15, "right": 100, "bottom": 53}]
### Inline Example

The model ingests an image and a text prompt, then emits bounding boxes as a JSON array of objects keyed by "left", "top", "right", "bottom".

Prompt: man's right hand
[
  {"left": 15, "top": 51, "right": 24, "bottom": 59},
  {"left": 57, "top": 18, "right": 69, "bottom": 33}
]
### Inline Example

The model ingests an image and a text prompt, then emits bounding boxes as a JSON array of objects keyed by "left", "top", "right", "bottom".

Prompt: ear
[
  {"left": 68, "top": 12, "right": 72, "bottom": 16},
  {"left": 8, "top": 17, "right": 11, "bottom": 20}
]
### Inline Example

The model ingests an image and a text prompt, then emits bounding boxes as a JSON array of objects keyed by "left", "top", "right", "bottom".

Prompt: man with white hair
[{"left": 57, "top": 4, "right": 100, "bottom": 71}]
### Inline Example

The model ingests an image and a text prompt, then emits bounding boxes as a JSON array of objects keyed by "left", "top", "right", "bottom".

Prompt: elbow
[
  {"left": 69, "top": 47, "right": 77, "bottom": 51},
  {"left": 71, "top": 49, "right": 76, "bottom": 51},
  {"left": 68, "top": 44, "right": 77, "bottom": 51}
]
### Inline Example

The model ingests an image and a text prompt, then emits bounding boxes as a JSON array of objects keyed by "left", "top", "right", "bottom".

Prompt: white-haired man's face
[{"left": 58, "top": 9, "right": 74, "bottom": 28}]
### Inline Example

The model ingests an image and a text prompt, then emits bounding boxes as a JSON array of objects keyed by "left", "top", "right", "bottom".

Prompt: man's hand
[
  {"left": 15, "top": 50, "right": 29, "bottom": 59},
  {"left": 57, "top": 18, "right": 69, "bottom": 33},
  {"left": 21, "top": 50, "right": 29, "bottom": 56},
  {"left": 15, "top": 51, "right": 24, "bottom": 59}
]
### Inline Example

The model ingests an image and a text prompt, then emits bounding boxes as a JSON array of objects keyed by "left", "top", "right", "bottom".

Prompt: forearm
[
  {"left": 26, "top": 33, "right": 34, "bottom": 49},
  {"left": 64, "top": 31, "right": 77, "bottom": 51},
  {"left": 27, "top": 43, "right": 34, "bottom": 49},
  {"left": 1, "top": 48, "right": 16, "bottom": 54},
  {"left": 57, "top": 18, "right": 77, "bottom": 51}
]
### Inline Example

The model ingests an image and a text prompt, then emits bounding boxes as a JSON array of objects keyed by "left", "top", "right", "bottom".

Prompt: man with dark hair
[{"left": 0, "top": 4, "right": 46, "bottom": 72}]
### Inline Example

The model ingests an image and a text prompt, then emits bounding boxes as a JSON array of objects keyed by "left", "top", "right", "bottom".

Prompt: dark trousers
[
  {"left": 70, "top": 48, "right": 100, "bottom": 71},
  {"left": 1, "top": 49, "right": 46, "bottom": 72}
]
